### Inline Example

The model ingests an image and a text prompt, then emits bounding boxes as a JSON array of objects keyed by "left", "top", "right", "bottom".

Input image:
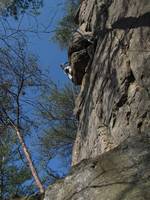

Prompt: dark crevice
[
  {"left": 137, "top": 121, "right": 143, "bottom": 129},
  {"left": 112, "top": 12, "right": 150, "bottom": 29},
  {"left": 127, "top": 69, "right": 135, "bottom": 83},
  {"left": 116, "top": 69, "right": 135, "bottom": 108},
  {"left": 116, "top": 94, "right": 128, "bottom": 108},
  {"left": 126, "top": 111, "right": 131, "bottom": 125}
]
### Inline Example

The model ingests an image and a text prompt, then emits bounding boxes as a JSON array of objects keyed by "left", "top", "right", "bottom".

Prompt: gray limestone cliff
[
  {"left": 72, "top": 0, "right": 150, "bottom": 165},
  {"left": 44, "top": 0, "right": 150, "bottom": 199}
]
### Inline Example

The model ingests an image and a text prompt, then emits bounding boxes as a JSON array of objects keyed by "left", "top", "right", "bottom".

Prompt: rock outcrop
[
  {"left": 44, "top": 0, "right": 150, "bottom": 199},
  {"left": 44, "top": 134, "right": 150, "bottom": 200},
  {"left": 72, "top": 0, "right": 150, "bottom": 165}
]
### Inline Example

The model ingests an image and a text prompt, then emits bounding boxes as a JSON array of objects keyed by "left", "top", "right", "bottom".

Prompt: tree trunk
[
  {"left": 0, "top": 159, "right": 4, "bottom": 200},
  {"left": 15, "top": 127, "right": 44, "bottom": 194}
]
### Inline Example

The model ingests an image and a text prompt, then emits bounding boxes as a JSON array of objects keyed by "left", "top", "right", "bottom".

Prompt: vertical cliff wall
[
  {"left": 44, "top": 1, "right": 150, "bottom": 199},
  {"left": 72, "top": 0, "right": 150, "bottom": 165}
]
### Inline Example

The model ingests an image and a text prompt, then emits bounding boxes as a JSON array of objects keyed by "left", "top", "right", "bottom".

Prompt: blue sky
[
  {"left": 1, "top": 0, "right": 73, "bottom": 180},
  {"left": 25, "top": 0, "right": 72, "bottom": 176},
  {"left": 27, "top": 0, "right": 69, "bottom": 85},
  {"left": 24, "top": 0, "right": 72, "bottom": 177},
  {"left": 5, "top": 0, "right": 69, "bottom": 84},
  {"left": 0, "top": 0, "right": 74, "bottom": 192}
]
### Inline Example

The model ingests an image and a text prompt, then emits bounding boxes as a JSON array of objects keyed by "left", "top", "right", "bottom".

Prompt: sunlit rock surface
[
  {"left": 72, "top": 0, "right": 150, "bottom": 165},
  {"left": 44, "top": 0, "right": 150, "bottom": 199}
]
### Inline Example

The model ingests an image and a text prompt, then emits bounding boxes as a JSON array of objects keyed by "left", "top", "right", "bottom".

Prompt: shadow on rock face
[
  {"left": 112, "top": 12, "right": 150, "bottom": 29},
  {"left": 68, "top": 31, "right": 96, "bottom": 85},
  {"left": 71, "top": 48, "right": 91, "bottom": 85}
]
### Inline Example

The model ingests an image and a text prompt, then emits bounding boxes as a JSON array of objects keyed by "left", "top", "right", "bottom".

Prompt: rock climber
[{"left": 60, "top": 63, "right": 73, "bottom": 81}]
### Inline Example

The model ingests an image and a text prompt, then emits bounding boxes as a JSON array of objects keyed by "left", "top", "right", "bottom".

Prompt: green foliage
[
  {"left": 0, "top": 41, "right": 42, "bottom": 124},
  {"left": 0, "top": 0, "right": 80, "bottom": 193},
  {"left": 0, "top": 132, "right": 33, "bottom": 199},
  {"left": 53, "top": 0, "right": 80, "bottom": 48},
  {"left": 38, "top": 83, "right": 78, "bottom": 174},
  {"left": 0, "top": 40, "right": 44, "bottom": 197},
  {"left": 1, "top": 0, "right": 43, "bottom": 19}
]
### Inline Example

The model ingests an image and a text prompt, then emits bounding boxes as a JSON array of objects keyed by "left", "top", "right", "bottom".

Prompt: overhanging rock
[{"left": 44, "top": 134, "right": 150, "bottom": 200}]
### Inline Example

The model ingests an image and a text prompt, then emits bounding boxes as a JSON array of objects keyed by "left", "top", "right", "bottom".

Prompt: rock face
[
  {"left": 72, "top": 0, "right": 150, "bottom": 165},
  {"left": 44, "top": 0, "right": 150, "bottom": 199},
  {"left": 44, "top": 135, "right": 150, "bottom": 200},
  {"left": 0, "top": 0, "right": 13, "bottom": 12}
]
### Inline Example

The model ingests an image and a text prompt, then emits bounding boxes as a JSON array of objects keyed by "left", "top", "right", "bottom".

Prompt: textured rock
[
  {"left": 70, "top": 48, "right": 90, "bottom": 85},
  {"left": 44, "top": 0, "right": 150, "bottom": 199},
  {"left": 44, "top": 134, "right": 150, "bottom": 200},
  {"left": 68, "top": 23, "right": 95, "bottom": 85},
  {"left": 72, "top": 0, "right": 150, "bottom": 165}
]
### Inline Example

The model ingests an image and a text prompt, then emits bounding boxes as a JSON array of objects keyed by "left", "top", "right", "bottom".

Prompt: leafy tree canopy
[
  {"left": 52, "top": 0, "right": 80, "bottom": 48},
  {"left": 0, "top": 0, "right": 43, "bottom": 19},
  {"left": 37, "top": 83, "right": 79, "bottom": 181},
  {"left": 0, "top": 39, "right": 45, "bottom": 196},
  {"left": 0, "top": 125, "right": 34, "bottom": 199}
]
